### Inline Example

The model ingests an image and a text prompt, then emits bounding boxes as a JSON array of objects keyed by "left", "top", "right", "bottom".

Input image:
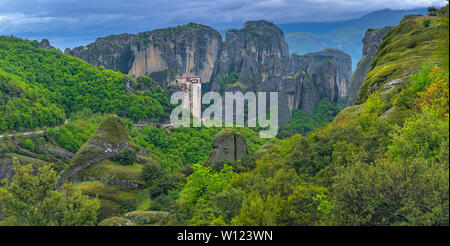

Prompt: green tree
[
  {"left": 330, "top": 108, "right": 449, "bottom": 225},
  {"left": 410, "top": 62, "right": 434, "bottom": 94},
  {"left": 428, "top": 6, "right": 437, "bottom": 16},
  {"left": 0, "top": 159, "right": 100, "bottom": 226},
  {"left": 23, "top": 139, "right": 34, "bottom": 151},
  {"left": 180, "top": 164, "right": 236, "bottom": 208},
  {"left": 141, "top": 160, "right": 163, "bottom": 186},
  {"left": 113, "top": 148, "right": 137, "bottom": 165}
]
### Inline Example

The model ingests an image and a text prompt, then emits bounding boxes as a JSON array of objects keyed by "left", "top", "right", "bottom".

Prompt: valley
[{"left": 0, "top": 4, "right": 448, "bottom": 227}]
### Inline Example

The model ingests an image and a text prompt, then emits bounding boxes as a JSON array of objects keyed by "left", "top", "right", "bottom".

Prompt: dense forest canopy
[{"left": 0, "top": 37, "right": 170, "bottom": 132}]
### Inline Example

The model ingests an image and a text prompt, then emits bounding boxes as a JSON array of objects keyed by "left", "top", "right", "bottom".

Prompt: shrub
[
  {"left": 120, "top": 202, "right": 137, "bottom": 215},
  {"left": 141, "top": 160, "right": 162, "bottom": 186},
  {"left": 410, "top": 62, "right": 434, "bottom": 93},
  {"left": 23, "top": 139, "right": 34, "bottom": 151},
  {"left": 148, "top": 175, "right": 177, "bottom": 198},
  {"left": 0, "top": 160, "right": 100, "bottom": 225},
  {"left": 113, "top": 148, "right": 137, "bottom": 165}
]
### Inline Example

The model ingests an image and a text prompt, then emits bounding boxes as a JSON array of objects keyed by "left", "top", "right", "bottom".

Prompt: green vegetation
[
  {"left": 357, "top": 14, "right": 440, "bottom": 103},
  {"left": 160, "top": 11, "right": 447, "bottom": 226},
  {"left": 0, "top": 69, "right": 65, "bottom": 131},
  {"left": 130, "top": 126, "right": 266, "bottom": 170},
  {"left": 278, "top": 98, "right": 342, "bottom": 138},
  {"left": 0, "top": 159, "right": 100, "bottom": 225},
  {"left": 141, "top": 160, "right": 163, "bottom": 186},
  {"left": 46, "top": 109, "right": 104, "bottom": 152},
  {"left": 112, "top": 148, "right": 137, "bottom": 166},
  {"left": 0, "top": 8, "right": 448, "bottom": 226},
  {"left": 331, "top": 107, "right": 448, "bottom": 225},
  {"left": 173, "top": 164, "right": 237, "bottom": 225},
  {"left": 218, "top": 71, "right": 239, "bottom": 92},
  {"left": 0, "top": 36, "right": 170, "bottom": 132}
]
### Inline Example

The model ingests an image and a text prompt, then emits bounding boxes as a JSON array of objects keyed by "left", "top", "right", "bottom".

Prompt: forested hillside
[
  {"left": 0, "top": 6, "right": 448, "bottom": 226},
  {"left": 0, "top": 37, "right": 170, "bottom": 132},
  {"left": 161, "top": 10, "right": 449, "bottom": 226}
]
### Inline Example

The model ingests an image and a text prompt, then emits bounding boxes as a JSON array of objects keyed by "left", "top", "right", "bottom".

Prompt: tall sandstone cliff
[
  {"left": 347, "top": 26, "right": 392, "bottom": 105},
  {"left": 66, "top": 23, "right": 221, "bottom": 85},
  {"left": 209, "top": 21, "right": 351, "bottom": 125},
  {"left": 66, "top": 21, "right": 352, "bottom": 126}
]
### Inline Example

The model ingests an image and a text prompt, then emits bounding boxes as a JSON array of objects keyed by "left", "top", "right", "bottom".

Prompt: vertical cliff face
[
  {"left": 129, "top": 24, "right": 222, "bottom": 84},
  {"left": 66, "top": 21, "right": 352, "bottom": 126},
  {"left": 65, "top": 34, "right": 136, "bottom": 74},
  {"left": 208, "top": 21, "right": 351, "bottom": 126},
  {"left": 301, "top": 49, "right": 352, "bottom": 97},
  {"left": 209, "top": 20, "right": 290, "bottom": 92},
  {"left": 66, "top": 24, "right": 222, "bottom": 86},
  {"left": 347, "top": 26, "right": 392, "bottom": 105},
  {"left": 277, "top": 49, "right": 349, "bottom": 125}
]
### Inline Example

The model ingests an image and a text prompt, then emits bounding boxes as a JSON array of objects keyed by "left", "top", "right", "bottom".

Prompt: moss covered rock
[
  {"left": 123, "top": 211, "right": 169, "bottom": 225},
  {"left": 98, "top": 217, "right": 136, "bottom": 226},
  {"left": 357, "top": 15, "right": 440, "bottom": 104},
  {"left": 334, "top": 14, "right": 442, "bottom": 125},
  {"left": 58, "top": 115, "right": 155, "bottom": 220},
  {"left": 58, "top": 115, "right": 143, "bottom": 185},
  {"left": 205, "top": 129, "right": 248, "bottom": 166},
  {"left": 0, "top": 154, "right": 49, "bottom": 181},
  {"left": 78, "top": 159, "right": 145, "bottom": 188}
]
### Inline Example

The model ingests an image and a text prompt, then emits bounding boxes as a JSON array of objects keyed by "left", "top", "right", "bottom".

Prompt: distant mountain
[{"left": 279, "top": 8, "right": 428, "bottom": 69}]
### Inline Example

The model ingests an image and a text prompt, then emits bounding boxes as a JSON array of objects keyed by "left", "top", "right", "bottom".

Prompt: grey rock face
[
  {"left": 301, "top": 49, "right": 352, "bottom": 97},
  {"left": 209, "top": 21, "right": 351, "bottom": 126},
  {"left": 44, "top": 148, "right": 74, "bottom": 158},
  {"left": 209, "top": 20, "right": 290, "bottom": 92},
  {"left": 65, "top": 33, "right": 136, "bottom": 74},
  {"left": 207, "top": 129, "right": 248, "bottom": 164},
  {"left": 57, "top": 115, "right": 141, "bottom": 185},
  {"left": 67, "top": 21, "right": 352, "bottom": 126},
  {"left": 0, "top": 156, "right": 47, "bottom": 182},
  {"left": 278, "top": 49, "right": 350, "bottom": 124},
  {"left": 347, "top": 26, "right": 392, "bottom": 105},
  {"left": 38, "top": 38, "right": 54, "bottom": 50},
  {"left": 66, "top": 24, "right": 222, "bottom": 86}
]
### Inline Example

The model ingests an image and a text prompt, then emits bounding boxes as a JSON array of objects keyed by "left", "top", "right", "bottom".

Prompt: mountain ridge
[
  {"left": 66, "top": 20, "right": 352, "bottom": 126},
  {"left": 280, "top": 8, "right": 427, "bottom": 69}
]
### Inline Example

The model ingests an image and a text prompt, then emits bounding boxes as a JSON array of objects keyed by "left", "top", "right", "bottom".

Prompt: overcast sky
[{"left": 0, "top": 0, "right": 446, "bottom": 49}]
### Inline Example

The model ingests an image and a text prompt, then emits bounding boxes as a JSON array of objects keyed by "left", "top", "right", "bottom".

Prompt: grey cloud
[{"left": 0, "top": 0, "right": 446, "bottom": 49}]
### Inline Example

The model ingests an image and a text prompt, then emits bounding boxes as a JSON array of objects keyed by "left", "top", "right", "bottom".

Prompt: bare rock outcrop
[
  {"left": 66, "top": 24, "right": 222, "bottom": 86},
  {"left": 38, "top": 38, "right": 54, "bottom": 50},
  {"left": 347, "top": 26, "right": 392, "bottom": 105},
  {"left": 57, "top": 115, "right": 143, "bottom": 185},
  {"left": 208, "top": 21, "right": 351, "bottom": 126},
  {"left": 66, "top": 21, "right": 352, "bottom": 127},
  {"left": 206, "top": 129, "right": 248, "bottom": 165}
]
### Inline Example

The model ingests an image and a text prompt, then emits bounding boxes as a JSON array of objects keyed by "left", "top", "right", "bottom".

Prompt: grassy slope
[
  {"left": 336, "top": 14, "right": 440, "bottom": 123},
  {"left": 357, "top": 15, "right": 440, "bottom": 103}
]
